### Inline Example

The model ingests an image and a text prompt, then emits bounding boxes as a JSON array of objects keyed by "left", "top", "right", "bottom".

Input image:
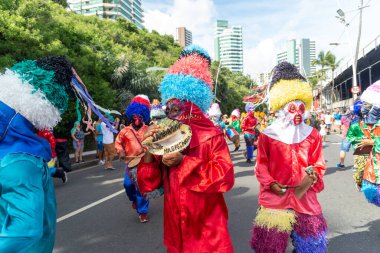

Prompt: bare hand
[
  {"left": 142, "top": 150, "right": 154, "bottom": 163},
  {"left": 143, "top": 124, "right": 160, "bottom": 140},
  {"left": 270, "top": 182, "right": 287, "bottom": 196},
  {"left": 119, "top": 150, "right": 126, "bottom": 160},
  {"left": 357, "top": 138, "right": 374, "bottom": 149},
  {"left": 162, "top": 152, "right": 184, "bottom": 167},
  {"left": 309, "top": 171, "right": 318, "bottom": 185}
]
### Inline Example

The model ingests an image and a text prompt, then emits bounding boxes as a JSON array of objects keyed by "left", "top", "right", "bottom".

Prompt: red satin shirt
[
  {"left": 138, "top": 133, "right": 235, "bottom": 253},
  {"left": 255, "top": 128, "right": 326, "bottom": 215},
  {"left": 241, "top": 113, "right": 257, "bottom": 135},
  {"left": 115, "top": 124, "right": 148, "bottom": 164}
]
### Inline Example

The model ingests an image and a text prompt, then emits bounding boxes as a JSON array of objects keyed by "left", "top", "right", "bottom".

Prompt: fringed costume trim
[{"left": 361, "top": 180, "right": 380, "bottom": 206}]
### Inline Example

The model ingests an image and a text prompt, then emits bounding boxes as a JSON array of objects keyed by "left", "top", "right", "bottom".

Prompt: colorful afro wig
[
  {"left": 126, "top": 94, "right": 151, "bottom": 123},
  {"left": 150, "top": 99, "right": 166, "bottom": 120},
  {"left": 269, "top": 62, "right": 312, "bottom": 112},
  {"left": 361, "top": 80, "right": 380, "bottom": 106},
  {"left": 245, "top": 102, "right": 256, "bottom": 113},
  {"left": 159, "top": 44, "right": 213, "bottom": 113},
  {"left": 207, "top": 103, "right": 222, "bottom": 119},
  {"left": 231, "top": 108, "right": 241, "bottom": 118},
  {"left": 0, "top": 56, "right": 118, "bottom": 131}
]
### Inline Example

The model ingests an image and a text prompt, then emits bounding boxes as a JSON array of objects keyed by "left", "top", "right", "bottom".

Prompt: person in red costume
[
  {"left": 115, "top": 95, "right": 152, "bottom": 223},
  {"left": 37, "top": 130, "right": 67, "bottom": 183},
  {"left": 137, "top": 45, "right": 235, "bottom": 253},
  {"left": 241, "top": 104, "right": 258, "bottom": 163},
  {"left": 250, "top": 62, "right": 327, "bottom": 253}
]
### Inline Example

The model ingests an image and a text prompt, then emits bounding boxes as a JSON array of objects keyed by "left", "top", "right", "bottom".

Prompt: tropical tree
[
  {"left": 312, "top": 50, "right": 341, "bottom": 103},
  {"left": 325, "top": 51, "right": 341, "bottom": 102}
]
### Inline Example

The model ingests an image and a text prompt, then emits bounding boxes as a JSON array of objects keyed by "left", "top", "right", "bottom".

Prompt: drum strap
[{"left": 129, "top": 128, "right": 145, "bottom": 152}]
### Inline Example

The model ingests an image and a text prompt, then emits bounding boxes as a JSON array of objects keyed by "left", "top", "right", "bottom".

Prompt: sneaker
[
  {"left": 139, "top": 213, "right": 149, "bottom": 223},
  {"left": 62, "top": 171, "right": 68, "bottom": 184},
  {"left": 246, "top": 159, "right": 253, "bottom": 164},
  {"left": 98, "top": 160, "right": 105, "bottom": 165},
  {"left": 107, "top": 167, "right": 116, "bottom": 170},
  {"left": 336, "top": 163, "right": 345, "bottom": 169},
  {"left": 132, "top": 201, "right": 136, "bottom": 210}
]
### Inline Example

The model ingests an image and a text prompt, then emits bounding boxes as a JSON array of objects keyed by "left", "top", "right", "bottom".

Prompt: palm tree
[
  {"left": 312, "top": 51, "right": 329, "bottom": 108},
  {"left": 325, "top": 51, "right": 341, "bottom": 102},
  {"left": 312, "top": 51, "right": 341, "bottom": 105},
  {"left": 312, "top": 51, "right": 329, "bottom": 75}
]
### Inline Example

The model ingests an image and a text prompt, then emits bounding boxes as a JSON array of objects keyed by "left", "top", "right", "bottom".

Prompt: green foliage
[
  {"left": 0, "top": 0, "right": 180, "bottom": 138},
  {"left": 0, "top": 0, "right": 251, "bottom": 137},
  {"left": 211, "top": 61, "right": 251, "bottom": 114}
]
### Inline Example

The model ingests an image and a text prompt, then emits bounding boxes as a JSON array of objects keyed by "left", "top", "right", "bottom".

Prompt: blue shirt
[
  {"left": 96, "top": 123, "right": 103, "bottom": 142},
  {"left": 334, "top": 113, "right": 342, "bottom": 121}
]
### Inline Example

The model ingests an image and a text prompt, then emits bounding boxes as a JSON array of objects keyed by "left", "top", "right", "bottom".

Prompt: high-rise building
[
  {"left": 67, "top": 0, "right": 144, "bottom": 29},
  {"left": 276, "top": 38, "right": 316, "bottom": 76},
  {"left": 176, "top": 27, "right": 192, "bottom": 47},
  {"left": 214, "top": 20, "right": 243, "bottom": 73},
  {"left": 255, "top": 72, "right": 271, "bottom": 86}
]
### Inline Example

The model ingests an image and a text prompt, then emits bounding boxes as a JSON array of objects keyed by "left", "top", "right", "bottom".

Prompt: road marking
[
  {"left": 101, "top": 178, "right": 124, "bottom": 185},
  {"left": 68, "top": 164, "right": 99, "bottom": 174},
  {"left": 57, "top": 189, "right": 125, "bottom": 223}
]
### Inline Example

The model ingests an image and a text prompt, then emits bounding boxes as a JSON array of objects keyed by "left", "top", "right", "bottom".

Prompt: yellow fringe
[
  {"left": 47, "top": 159, "right": 55, "bottom": 168},
  {"left": 269, "top": 79, "right": 313, "bottom": 112},
  {"left": 254, "top": 207, "right": 296, "bottom": 233}
]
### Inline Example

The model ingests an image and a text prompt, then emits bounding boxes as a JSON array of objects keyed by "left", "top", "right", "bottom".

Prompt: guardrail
[{"left": 334, "top": 34, "right": 380, "bottom": 77}]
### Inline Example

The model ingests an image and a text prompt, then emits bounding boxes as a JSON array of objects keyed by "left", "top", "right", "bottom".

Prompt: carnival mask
[
  {"left": 365, "top": 105, "right": 380, "bottom": 125},
  {"left": 281, "top": 100, "right": 306, "bottom": 126},
  {"left": 165, "top": 99, "right": 187, "bottom": 121},
  {"left": 361, "top": 102, "right": 372, "bottom": 117},
  {"left": 132, "top": 115, "right": 143, "bottom": 127}
]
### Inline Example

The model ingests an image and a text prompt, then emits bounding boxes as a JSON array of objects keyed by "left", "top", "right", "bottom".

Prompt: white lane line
[
  {"left": 57, "top": 189, "right": 125, "bottom": 223},
  {"left": 68, "top": 164, "right": 99, "bottom": 174}
]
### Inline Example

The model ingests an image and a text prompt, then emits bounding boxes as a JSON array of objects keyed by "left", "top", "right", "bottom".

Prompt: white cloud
[
  {"left": 144, "top": 0, "right": 380, "bottom": 77},
  {"left": 144, "top": 0, "right": 216, "bottom": 57},
  {"left": 244, "top": 39, "right": 277, "bottom": 75}
]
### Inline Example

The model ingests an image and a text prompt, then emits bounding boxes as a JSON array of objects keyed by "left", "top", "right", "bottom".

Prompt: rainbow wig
[
  {"left": 159, "top": 45, "right": 213, "bottom": 113},
  {"left": 361, "top": 180, "right": 380, "bottom": 206},
  {"left": 269, "top": 62, "right": 313, "bottom": 112},
  {"left": 126, "top": 94, "right": 151, "bottom": 123}
]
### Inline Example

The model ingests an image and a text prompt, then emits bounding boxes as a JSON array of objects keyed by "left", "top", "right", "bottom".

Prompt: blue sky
[{"left": 143, "top": 0, "right": 379, "bottom": 76}]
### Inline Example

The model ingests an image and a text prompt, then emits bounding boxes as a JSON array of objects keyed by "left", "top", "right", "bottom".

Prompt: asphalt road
[{"left": 53, "top": 134, "right": 380, "bottom": 253}]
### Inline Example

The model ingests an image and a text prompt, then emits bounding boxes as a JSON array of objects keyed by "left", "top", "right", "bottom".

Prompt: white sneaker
[{"left": 99, "top": 160, "right": 105, "bottom": 165}]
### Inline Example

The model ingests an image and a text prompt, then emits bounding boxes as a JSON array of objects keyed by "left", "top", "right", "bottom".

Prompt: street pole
[
  {"left": 214, "top": 61, "right": 222, "bottom": 102},
  {"left": 352, "top": 0, "right": 364, "bottom": 100}
]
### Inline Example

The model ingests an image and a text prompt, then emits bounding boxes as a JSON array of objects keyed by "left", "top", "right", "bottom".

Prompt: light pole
[
  {"left": 336, "top": 1, "right": 368, "bottom": 100},
  {"left": 214, "top": 61, "right": 222, "bottom": 103}
]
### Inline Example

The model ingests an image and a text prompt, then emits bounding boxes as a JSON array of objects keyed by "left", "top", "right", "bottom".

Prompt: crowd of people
[{"left": 0, "top": 45, "right": 379, "bottom": 253}]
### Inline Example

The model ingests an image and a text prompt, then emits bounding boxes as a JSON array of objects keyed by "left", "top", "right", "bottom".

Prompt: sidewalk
[{"left": 69, "top": 150, "right": 98, "bottom": 171}]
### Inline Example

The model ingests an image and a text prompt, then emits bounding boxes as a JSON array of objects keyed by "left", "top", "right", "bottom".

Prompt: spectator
[
  {"left": 71, "top": 121, "right": 91, "bottom": 163},
  {"left": 333, "top": 108, "right": 342, "bottom": 134},
  {"left": 324, "top": 111, "right": 333, "bottom": 135},
  {"left": 94, "top": 118, "right": 104, "bottom": 165},
  {"left": 337, "top": 107, "right": 358, "bottom": 168},
  {"left": 119, "top": 119, "right": 126, "bottom": 130},
  {"left": 101, "top": 116, "right": 116, "bottom": 170},
  {"left": 319, "top": 120, "right": 327, "bottom": 143}
]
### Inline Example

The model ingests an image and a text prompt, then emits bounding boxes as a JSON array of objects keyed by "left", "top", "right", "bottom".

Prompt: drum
[{"left": 127, "top": 153, "right": 145, "bottom": 168}]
